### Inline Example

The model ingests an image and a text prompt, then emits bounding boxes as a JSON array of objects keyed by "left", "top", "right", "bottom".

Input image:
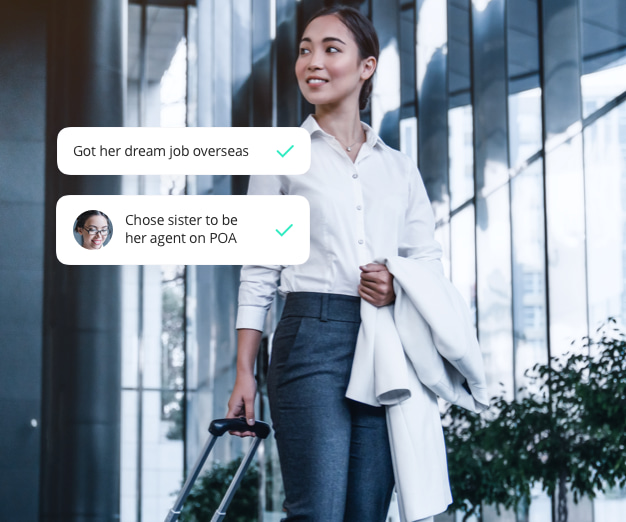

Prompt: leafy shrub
[
  {"left": 442, "top": 320, "right": 626, "bottom": 522},
  {"left": 177, "top": 457, "right": 259, "bottom": 522}
]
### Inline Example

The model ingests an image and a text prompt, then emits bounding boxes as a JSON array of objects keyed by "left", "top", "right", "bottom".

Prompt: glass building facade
[
  {"left": 2, "top": 0, "right": 624, "bottom": 520},
  {"left": 114, "top": 1, "right": 626, "bottom": 521},
  {"left": 118, "top": 0, "right": 626, "bottom": 521}
]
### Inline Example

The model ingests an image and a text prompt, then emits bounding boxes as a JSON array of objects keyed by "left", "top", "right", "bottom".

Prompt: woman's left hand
[{"left": 358, "top": 263, "right": 395, "bottom": 307}]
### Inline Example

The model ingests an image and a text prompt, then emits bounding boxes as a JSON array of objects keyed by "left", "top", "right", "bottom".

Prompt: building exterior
[{"left": 1, "top": 0, "right": 625, "bottom": 521}]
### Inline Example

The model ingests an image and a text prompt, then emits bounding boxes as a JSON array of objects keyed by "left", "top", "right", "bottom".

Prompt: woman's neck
[{"left": 313, "top": 104, "right": 364, "bottom": 149}]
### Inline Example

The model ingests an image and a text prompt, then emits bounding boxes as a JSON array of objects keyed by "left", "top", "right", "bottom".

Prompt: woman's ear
[{"left": 361, "top": 56, "right": 376, "bottom": 81}]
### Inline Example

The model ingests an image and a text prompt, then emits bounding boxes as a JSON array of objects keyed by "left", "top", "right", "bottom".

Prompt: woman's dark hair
[
  {"left": 75, "top": 210, "right": 110, "bottom": 231},
  {"left": 303, "top": 5, "right": 379, "bottom": 110}
]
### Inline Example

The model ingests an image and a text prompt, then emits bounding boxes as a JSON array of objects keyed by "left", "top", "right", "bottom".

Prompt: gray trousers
[{"left": 267, "top": 292, "right": 395, "bottom": 522}]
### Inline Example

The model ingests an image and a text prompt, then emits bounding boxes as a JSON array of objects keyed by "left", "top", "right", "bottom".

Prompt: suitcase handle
[
  {"left": 209, "top": 417, "right": 271, "bottom": 439},
  {"left": 165, "top": 419, "right": 271, "bottom": 522}
]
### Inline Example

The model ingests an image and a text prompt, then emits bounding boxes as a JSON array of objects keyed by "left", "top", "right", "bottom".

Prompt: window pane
[
  {"left": 448, "top": 105, "right": 474, "bottom": 210},
  {"left": 585, "top": 102, "right": 626, "bottom": 328},
  {"left": 545, "top": 135, "right": 588, "bottom": 356},
  {"left": 450, "top": 204, "right": 476, "bottom": 328},
  {"left": 508, "top": 88, "right": 542, "bottom": 169},
  {"left": 581, "top": 61, "right": 626, "bottom": 118},
  {"left": 511, "top": 160, "right": 548, "bottom": 393},
  {"left": 593, "top": 488, "right": 626, "bottom": 522},
  {"left": 476, "top": 186, "right": 514, "bottom": 398},
  {"left": 121, "top": 390, "right": 138, "bottom": 522},
  {"left": 141, "top": 390, "right": 184, "bottom": 521},
  {"left": 447, "top": 0, "right": 471, "bottom": 108},
  {"left": 507, "top": 0, "right": 540, "bottom": 95},
  {"left": 580, "top": 0, "right": 626, "bottom": 118}
]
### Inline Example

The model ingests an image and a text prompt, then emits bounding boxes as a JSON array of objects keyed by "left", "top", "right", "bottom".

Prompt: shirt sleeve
[
  {"left": 235, "top": 175, "right": 285, "bottom": 332},
  {"left": 398, "top": 159, "right": 443, "bottom": 263}
]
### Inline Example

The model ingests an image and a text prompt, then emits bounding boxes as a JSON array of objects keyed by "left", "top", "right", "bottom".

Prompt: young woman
[
  {"left": 75, "top": 210, "right": 111, "bottom": 250},
  {"left": 227, "top": 5, "right": 442, "bottom": 521}
]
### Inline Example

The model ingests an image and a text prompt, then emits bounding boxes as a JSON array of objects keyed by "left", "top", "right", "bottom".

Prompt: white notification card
[
  {"left": 58, "top": 195, "right": 310, "bottom": 265},
  {"left": 57, "top": 127, "right": 311, "bottom": 176}
]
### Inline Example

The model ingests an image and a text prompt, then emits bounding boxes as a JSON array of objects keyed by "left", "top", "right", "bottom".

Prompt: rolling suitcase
[{"left": 164, "top": 417, "right": 271, "bottom": 522}]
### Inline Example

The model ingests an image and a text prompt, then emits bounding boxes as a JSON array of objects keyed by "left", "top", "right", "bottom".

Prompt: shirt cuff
[{"left": 236, "top": 305, "right": 268, "bottom": 332}]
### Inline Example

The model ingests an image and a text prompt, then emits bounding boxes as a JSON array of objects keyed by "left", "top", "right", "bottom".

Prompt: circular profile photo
[{"left": 73, "top": 210, "right": 113, "bottom": 250}]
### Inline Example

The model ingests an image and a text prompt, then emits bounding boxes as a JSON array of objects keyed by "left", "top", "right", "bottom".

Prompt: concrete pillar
[
  {"left": 40, "top": 1, "right": 125, "bottom": 520},
  {"left": 0, "top": 1, "right": 47, "bottom": 519}
]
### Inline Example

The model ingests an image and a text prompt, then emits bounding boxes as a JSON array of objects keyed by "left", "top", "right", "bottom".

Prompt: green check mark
[
  {"left": 276, "top": 224, "right": 293, "bottom": 237},
  {"left": 277, "top": 145, "right": 294, "bottom": 158}
]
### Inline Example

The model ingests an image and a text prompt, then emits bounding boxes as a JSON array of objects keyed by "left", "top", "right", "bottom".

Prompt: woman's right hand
[
  {"left": 226, "top": 370, "right": 258, "bottom": 437},
  {"left": 227, "top": 328, "right": 263, "bottom": 437}
]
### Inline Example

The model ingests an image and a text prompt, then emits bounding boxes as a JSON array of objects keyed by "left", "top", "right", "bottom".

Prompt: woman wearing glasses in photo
[
  {"left": 75, "top": 210, "right": 111, "bottom": 250},
  {"left": 227, "top": 5, "right": 452, "bottom": 522}
]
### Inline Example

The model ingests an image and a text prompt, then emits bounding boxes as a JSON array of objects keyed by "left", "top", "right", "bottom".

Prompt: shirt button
[
  {"left": 356, "top": 205, "right": 362, "bottom": 210},
  {"left": 352, "top": 173, "right": 358, "bottom": 179},
  {"left": 358, "top": 239, "right": 364, "bottom": 245}
]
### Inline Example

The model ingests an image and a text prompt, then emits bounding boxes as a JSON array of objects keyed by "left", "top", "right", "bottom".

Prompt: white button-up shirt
[{"left": 236, "top": 115, "right": 442, "bottom": 331}]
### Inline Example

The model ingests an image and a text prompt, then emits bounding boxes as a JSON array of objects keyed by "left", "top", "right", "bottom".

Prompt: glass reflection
[
  {"left": 447, "top": 0, "right": 471, "bottom": 107},
  {"left": 541, "top": 0, "right": 588, "bottom": 358},
  {"left": 507, "top": 0, "right": 539, "bottom": 95},
  {"left": 416, "top": 0, "right": 447, "bottom": 92},
  {"left": 450, "top": 204, "right": 476, "bottom": 328},
  {"left": 121, "top": 390, "right": 138, "bottom": 522},
  {"left": 581, "top": 62, "right": 626, "bottom": 118},
  {"left": 416, "top": 0, "right": 449, "bottom": 221},
  {"left": 371, "top": 38, "right": 401, "bottom": 145},
  {"left": 506, "top": 0, "right": 541, "bottom": 172},
  {"left": 544, "top": 135, "right": 588, "bottom": 356},
  {"left": 580, "top": 0, "right": 626, "bottom": 117},
  {"left": 527, "top": 481, "right": 552, "bottom": 522},
  {"left": 476, "top": 186, "right": 513, "bottom": 398},
  {"left": 160, "top": 40, "right": 187, "bottom": 127},
  {"left": 508, "top": 88, "right": 542, "bottom": 169},
  {"left": 511, "top": 160, "right": 548, "bottom": 393},
  {"left": 507, "top": 2, "right": 544, "bottom": 399},
  {"left": 213, "top": 1, "right": 232, "bottom": 126},
  {"left": 593, "top": 488, "right": 626, "bottom": 521},
  {"left": 399, "top": 0, "right": 415, "bottom": 120},
  {"left": 473, "top": 0, "right": 491, "bottom": 12},
  {"left": 400, "top": 117, "right": 418, "bottom": 164},
  {"left": 372, "top": 0, "right": 401, "bottom": 147},
  {"left": 126, "top": 3, "right": 142, "bottom": 127},
  {"left": 275, "top": 0, "right": 299, "bottom": 127},
  {"left": 584, "top": 102, "right": 626, "bottom": 328},
  {"left": 232, "top": 0, "right": 252, "bottom": 127},
  {"left": 470, "top": 0, "right": 508, "bottom": 192},
  {"left": 141, "top": 390, "right": 184, "bottom": 521},
  {"left": 448, "top": 105, "right": 474, "bottom": 209},
  {"left": 160, "top": 265, "right": 185, "bottom": 436}
]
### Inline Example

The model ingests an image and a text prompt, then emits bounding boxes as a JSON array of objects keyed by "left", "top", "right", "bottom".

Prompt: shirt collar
[{"left": 301, "top": 114, "right": 384, "bottom": 149}]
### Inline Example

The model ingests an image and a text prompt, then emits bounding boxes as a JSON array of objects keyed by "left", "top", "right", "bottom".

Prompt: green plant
[
  {"left": 177, "top": 457, "right": 259, "bottom": 522},
  {"left": 442, "top": 320, "right": 626, "bottom": 522}
]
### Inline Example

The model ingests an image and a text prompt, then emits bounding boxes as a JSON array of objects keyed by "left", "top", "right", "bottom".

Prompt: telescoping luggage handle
[{"left": 164, "top": 418, "right": 271, "bottom": 522}]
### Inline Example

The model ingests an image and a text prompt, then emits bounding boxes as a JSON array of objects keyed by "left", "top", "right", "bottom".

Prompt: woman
[
  {"left": 75, "top": 210, "right": 111, "bottom": 250},
  {"left": 227, "top": 6, "right": 442, "bottom": 521}
]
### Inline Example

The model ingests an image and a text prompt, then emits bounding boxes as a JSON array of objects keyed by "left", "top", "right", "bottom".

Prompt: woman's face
[
  {"left": 78, "top": 215, "right": 109, "bottom": 250},
  {"left": 296, "top": 15, "right": 374, "bottom": 109}
]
